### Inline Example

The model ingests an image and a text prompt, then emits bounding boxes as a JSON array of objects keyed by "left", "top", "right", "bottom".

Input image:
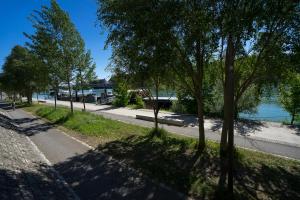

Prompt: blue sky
[{"left": 0, "top": 0, "right": 112, "bottom": 79}]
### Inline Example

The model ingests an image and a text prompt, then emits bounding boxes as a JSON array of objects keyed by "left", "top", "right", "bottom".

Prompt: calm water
[{"left": 239, "top": 103, "right": 291, "bottom": 122}]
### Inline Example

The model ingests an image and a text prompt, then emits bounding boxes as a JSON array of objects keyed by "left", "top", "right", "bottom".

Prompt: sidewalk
[{"left": 38, "top": 99, "right": 300, "bottom": 147}]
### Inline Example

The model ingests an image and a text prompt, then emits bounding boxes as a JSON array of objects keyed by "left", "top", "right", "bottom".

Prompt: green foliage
[
  {"left": 279, "top": 72, "right": 300, "bottom": 124},
  {"left": 0, "top": 45, "right": 48, "bottom": 103},
  {"left": 128, "top": 92, "right": 144, "bottom": 109},
  {"left": 26, "top": 0, "right": 92, "bottom": 111},
  {"left": 170, "top": 100, "right": 187, "bottom": 114},
  {"left": 112, "top": 83, "right": 129, "bottom": 107},
  {"left": 135, "top": 95, "right": 144, "bottom": 109}
]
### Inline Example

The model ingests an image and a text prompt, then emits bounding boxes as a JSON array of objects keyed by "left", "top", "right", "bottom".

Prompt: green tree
[
  {"left": 25, "top": 1, "right": 64, "bottom": 109},
  {"left": 76, "top": 50, "right": 96, "bottom": 111},
  {"left": 279, "top": 73, "right": 300, "bottom": 125},
  {"left": 0, "top": 45, "right": 48, "bottom": 104},
  {"left": 99, "top": 0, "right": 175, "bottom": 135},
  {"left": 218, "top": 0, "right": 298, "bottom": 196},
  {"left": 26, "top": 0, "right": 86, "bottom": 113}
]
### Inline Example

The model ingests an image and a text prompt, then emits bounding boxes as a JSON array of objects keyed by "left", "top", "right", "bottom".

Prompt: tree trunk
[
  {"left": 196, "top": 97, "right": 205, "bottom": 151},
  {"left": 81, "top": 87, "right": 86, "bottom": 111},
  {"left": 13, "top": 92, "right": 16, "bottom": 110},
  {"left": 37, "top": 93, "right": 39, "bottom": 104},
  {"left": 291, "top": 109, "right": 295, "bottom": 125},
  {"left": 27, "top": 92, "right": 32, "bottom": 104},
  {"left": 220, "top": 119, "right": 228, "bottom": 156},
  {"left": 75, "top": 90, "right": 78, "bottom": 102},
  {"left": 54, "top": 89, "right": 57, "bottom": 110},
  {"left": 67, "top": 76, "right": 74, "bottom": 114},
  {"left": 154, "top": 82, "right": 159, "bottom": 135},
  {"left": 225, "top": 34, "right": 235, "bottom": 198}
]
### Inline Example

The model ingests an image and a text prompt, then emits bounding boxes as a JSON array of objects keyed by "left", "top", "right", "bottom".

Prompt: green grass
[
  {"left": 24, "top": 104, "right": 300, "bottom": 200},
  {"left": 24, "top": 104, "right": 148, "bottom": 140}
]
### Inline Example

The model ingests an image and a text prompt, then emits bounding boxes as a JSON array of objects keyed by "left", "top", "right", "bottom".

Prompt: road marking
[
  {"left": 26, "top": 136, "right": 81, "bottom": 200},
  {"left": 59, "top": 131, "right": 94, "bottom": 150}
]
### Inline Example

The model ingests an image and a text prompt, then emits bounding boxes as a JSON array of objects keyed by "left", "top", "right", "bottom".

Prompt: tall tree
[
  {"left": 0, "top": 45, "right": 48, "bottom": 104},
  {"left": 99, "top": 0, "right": 175, "bottom": 135},
  {"left": 76, "top": 50, "right": 96, "bottom": 111},
  {"left": 218, "top": 0, "right": 298, "bottom": 197},
  {"left": 168, "top": 0, "right": 218, "bottom": 150},
  {"left": 25, "top": 2, "right": 64, "bottom": 109},
  {"left": 26, "top": 0, "right": 86, "bottom": 113},
  {"left": 279, "top": 72, "right": 300, "bottom": 125}
]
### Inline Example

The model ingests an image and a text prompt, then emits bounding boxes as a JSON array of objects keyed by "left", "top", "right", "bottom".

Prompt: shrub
[
  {"left": 171, "top": 100, "right": 187, "bottom": 114},
  {"left": 135, "top": 95, "right": 144, "bottom": 109},
  {"left": 112, "top": 93, "right": 129, "bottom": 107}
]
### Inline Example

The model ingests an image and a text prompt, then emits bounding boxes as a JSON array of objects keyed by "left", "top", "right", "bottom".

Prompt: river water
[{"left": 33, "top": 92, "right": 292, "bottom": 122}]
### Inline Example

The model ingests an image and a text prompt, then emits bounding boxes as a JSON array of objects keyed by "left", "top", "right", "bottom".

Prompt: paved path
[
  {"left": 33, "top": 99, "right": 300, "bottom": 160},
  {"left": 36, "top": 98, "right": 300, "bottom": 147},
  {"left": 0, "top": 102, "right": 186, "bottom": 200},
  {"left": 0, "top": 113, "right": 77, "bottom": 200}
]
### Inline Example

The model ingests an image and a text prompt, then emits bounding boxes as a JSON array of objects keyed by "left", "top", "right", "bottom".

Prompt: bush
[
  {"left": 112, "top": 93, "right": 129, "bottom": 107},
  {"left": 112, "top": 82, "right": 129, "bottom": 107},
  {"left": 135, "top": 95, "right": 144, "bottom": 109},
  {"left": 171, "top": 100, "right": 187, "bottom": 113}
]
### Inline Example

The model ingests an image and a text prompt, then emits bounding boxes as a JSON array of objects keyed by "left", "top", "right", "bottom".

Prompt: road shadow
[
  {"left": 0, "top": 106, "right": 58, "bottom": 137},
  {"left": 53, "top": 143, "right": 185, "bottom": 200},
  {"left": 210, "top": 119, "right": 265, "bottom": 136},
  {"left": 0, "top": 165, "right": 75, "bottom": 199}
]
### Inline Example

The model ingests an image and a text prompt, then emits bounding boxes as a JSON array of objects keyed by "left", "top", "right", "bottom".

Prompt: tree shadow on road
[
  {"left": 210, "top": 119, "right": 265, "bottom": 136},
  {"left": 53, "top": 143, "right": 185, "bottom": 200},
  {"left": 0, "top": 165, "right": 75, "bottom": 200}
]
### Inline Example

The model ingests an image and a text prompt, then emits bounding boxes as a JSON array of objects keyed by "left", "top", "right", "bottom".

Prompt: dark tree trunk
[
  {"left": 218, "top": 34, "right": 236, "bottom": 199},
  {"left": 13, "top": 92, "right": 16, "bottom": 110},
  {"left": 81, "top": 88, "right": 86, "bottom": 111},
  {"left": 195, "top": 39, "right": 205, "bottom": 151},
  {"left": 197, "top": 97, "right": 205, "bottom": 151},
  {"left": 75, "top": 90, "right": 78, "bottom": 102},
  {"left": 37, "top": 93, "right": 39, "bottom": 104},
  {"left": 67, "top": 76, "right": 74, "bottom": 114},
  {"left": 27, "top": 92, "right": 32, "bottom": 104},
  {"left": 291, "top": 108, "right": 295, "bottom": 125},
  {"left": 225, "top": 34, "right": 235, "bottom": 198},
  {"left": 154, "top": 82, "right": 159, "bottom": 134},
  {"left": 54, "top": 89, "right": 57, "bottom": 110}
]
